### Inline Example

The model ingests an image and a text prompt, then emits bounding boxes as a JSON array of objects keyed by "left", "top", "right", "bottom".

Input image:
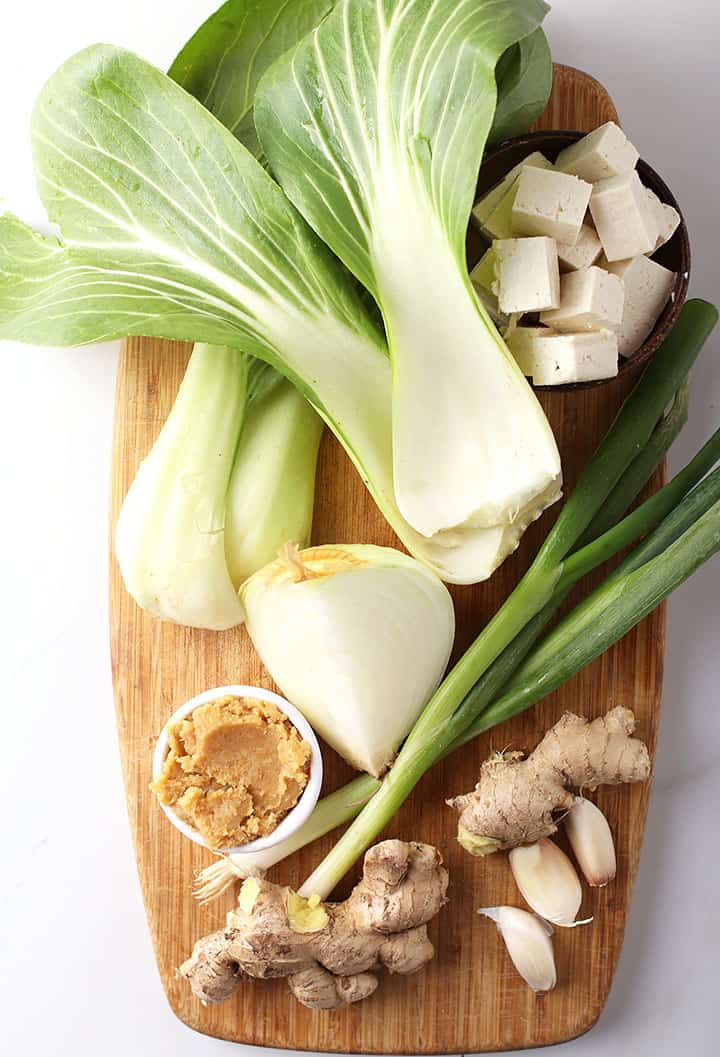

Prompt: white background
[{"left": 1, "top": 1, "right": 718, "bottom": 1054}]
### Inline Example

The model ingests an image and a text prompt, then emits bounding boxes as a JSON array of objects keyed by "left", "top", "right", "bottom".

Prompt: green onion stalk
[{"left": 297, "top": 299, "right": 719, "bottom": 899}]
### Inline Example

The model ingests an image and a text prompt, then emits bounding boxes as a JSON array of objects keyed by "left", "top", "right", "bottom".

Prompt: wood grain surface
[{"left": 110, "top": 65, "right": 665, "bottom": 1052}]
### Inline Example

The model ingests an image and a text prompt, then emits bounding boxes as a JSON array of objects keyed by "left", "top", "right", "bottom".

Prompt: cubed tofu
[
  {"left": 511, "top": 167, "right": 592, "bottom": 245},
  {"left": 469, "top": 247, "right": 507, "bottom": 326},
  {"left": 556, "top": 223, "right": 603, "bottom": 271},
  {"left": 494, "top": 237, "right": 560, "bottom": 314},
  {"left": 589, "top": 171, "right": 658, "bottom": 261},
  {"left": 644, "top": 187, "right": 681, "bottom": 252},
  {"left": 605, "top": 255, "right": 676, "bottom": 357},
  {"left": 540, "top": 266, "right": 624, "bottom": 332},
  {"left": 507, "top": 327, "right": 619, "bottom": 385},
  {"left": 505, "top": 326, "right": 555, "bottom": 376},
  {"left": 470, "top": 247, "right": 496, "bottom": 293},
  {"left": 471, "top": 151, "right": 554, "bottom": 228},
  {"left": 471, "top": 283, "right": 508, "bottom": 328},
  {"left": 555, "top": 122, "right": 639, "bottom": 182},
  {"left": 480, "top": 181, "right": 519, "bottom": 239}
]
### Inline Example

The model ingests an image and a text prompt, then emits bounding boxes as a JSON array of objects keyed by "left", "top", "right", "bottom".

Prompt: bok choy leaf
[
  {"left": 255, "top": 0, "right": 561, "bottom": 540},
  {"left": 0, "top": 43, "right": 530, "bottom": 583},
  {"left": 489, "top": 27, "right": 552, "bottom": 145},
  {"left": 169, "top": 0, "right": 335, "bottom": 165},
  {"left": 114, "top": 4, "right": 333, "bottom": 627},
  {"left": 170, "top": 0, "right": 551, "bottom": 161}
]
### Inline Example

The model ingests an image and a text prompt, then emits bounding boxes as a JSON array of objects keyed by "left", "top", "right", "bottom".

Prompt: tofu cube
[
  {"left": 470, "top": 247, "right": 507, "bottom": 325},
  {"left": 480, "top": 180, "right": 519, "bottom": 239},
  {"left": 556, "top": 223, "right": 603, "bottom": 272},
  {"left": 472, "top": 151, "right": 554, "bottom": 228},
  {"left": 555, "top": 122, "right": 639, "bottom": 182},
  {"left": 511, "top": 167, "right": 592, "bottom": 245},
  {"left": 508, "top": 327, "right": 619, "bottom": 385},
  {"left": 506, "top": 326, "right": 555, "bottom": 377},
  {"left": 470, "top": 247, "right": 496, "bottom": 293},
  {"left": 589, "top": 171, "right": 658, "bottom": 261},
  {"left": 540, "top": 265, "right": 624, "bottom": 332},
  {"left": 605, "top": 255, "right": 676, "bottom": 357},
  {"left": 494, "top": 237, "right": 560, "bottom": 314},
  {"left": 644, "top": 187, "right": 681, "bottom": 251}
]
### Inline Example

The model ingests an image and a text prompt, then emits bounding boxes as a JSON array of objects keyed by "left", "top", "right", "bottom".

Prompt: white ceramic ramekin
[{"left": 152, "top": 684, "right": 323, "bottom": 854}]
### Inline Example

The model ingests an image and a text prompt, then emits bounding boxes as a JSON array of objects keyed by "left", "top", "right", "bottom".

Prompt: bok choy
[
  {"left": 255, "top": 0, "right": 561, "bottom": 544},
  {"left": 294, "top": 301, "right": 720, "bottom": 897},
  {"left": 0, "top": 42, "right": 551, "bottom": 583},
  {"left": 115, "top": 348, "right": 323, "bottom": 628},
  {"left": 117, "top": 1, "right": 333, "bottom": 627}
]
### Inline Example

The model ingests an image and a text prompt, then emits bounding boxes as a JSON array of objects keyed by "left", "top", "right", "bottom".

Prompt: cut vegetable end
[
  {"left": 239, "top": 877, "right": 261, "bottom": 914},
  {"left": 457, "top": 824, "right": 502, "bottom": 857},
  {"left": 287, "top": 890, "right": 330, "bottom": 933}
]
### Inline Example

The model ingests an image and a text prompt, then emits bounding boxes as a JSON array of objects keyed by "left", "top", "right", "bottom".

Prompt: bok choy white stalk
[
  {"left": 194, "top": 304, "right": 719, "bottom": 898},
  {"left": 0, "top": 43, "right": 542, "bottom": 584},
  {"left": 224, "top": 363, "right": 323, "bottom": 587},
  {"left": 115, "top": 344, "right": 247, "bottom": 629},
  {"left": 296, "top": 302, "right": 720, "bottom": 898},
  {"left": 240, "top": 543, "right": 455, "bottom": 776},
  {"left": 115, "top": 347, "right": 324, "bottom": 628},
  {"left": 255, "top": 0, "right": 561, "bottom": 540}
]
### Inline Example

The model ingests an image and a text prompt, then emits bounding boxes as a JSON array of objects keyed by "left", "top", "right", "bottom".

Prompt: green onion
[
  {"left": 298, "top": 300, "right": 718, "bottom": 899},
  {"left": 471, "top": 495, "right": 720, "bottom": 737},
  {"left": 577, "top": 378, "right": 690, "bottom": 547}
]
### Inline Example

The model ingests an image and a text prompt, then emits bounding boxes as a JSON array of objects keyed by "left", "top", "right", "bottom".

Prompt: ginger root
[
  {"left": 179, "top": 839, "right": 448, "bottom": 1010},
  {"left": 449, "top": 707, "right": 651, "bottom": 855}
]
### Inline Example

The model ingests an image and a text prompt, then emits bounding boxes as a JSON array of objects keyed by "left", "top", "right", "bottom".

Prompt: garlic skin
[
  {"left": 509, "top": 838, "right": 583, "bottom": 926},
  {"left": 240, "top": 544, "right": 455, "bottom": 776},
  {"left": 480, "top": 906, "right": 556, "bottom": 993},
  {"left": 565, "top": 796, "right": 617, "bottom": 887}
]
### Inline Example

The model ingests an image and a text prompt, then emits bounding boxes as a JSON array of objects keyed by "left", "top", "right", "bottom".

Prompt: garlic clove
[
  {"left": 509, "top": 837, "right": 583, "bottom": 926},
  {"left": 564, "top": 796, "right": 617, "bottom": 887},
  {"left": 479, "top": 906, "right": 556, "bottom": 993}
]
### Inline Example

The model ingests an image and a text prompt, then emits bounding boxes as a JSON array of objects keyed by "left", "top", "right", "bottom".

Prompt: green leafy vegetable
[
  {"left": 0, "top": 43, "right": 531, "bottom": 583},
  {"left": 224, "top": 363, "right": 323, "bottom": 587},
  {"left": 295, "top": 301, "right": 719, "bottom": 897},
  {"left": 255, "top": 0, "right": 561, "bottom": 542},
  {"left": 169, "top": 0, "right": 335, "bottom": 164},
  {"left": 115, "top": 344, "right": 248, "bottom": 629},
  {"left": 489, "top": 27, "right": 552, "bottom": 145}
]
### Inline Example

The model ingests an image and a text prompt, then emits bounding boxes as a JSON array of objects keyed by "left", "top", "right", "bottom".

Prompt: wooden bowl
[{"left": 467, "top": 129, "right": 691, "bottom": 391}]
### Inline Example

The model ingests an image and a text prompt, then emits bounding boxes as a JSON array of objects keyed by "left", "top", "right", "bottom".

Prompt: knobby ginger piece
[
  {"left": 449, "top": 707, "right": 650, "bottom": 854},
  {"left": 179, "top": 839, "right": 448, "bottom": 1009}
]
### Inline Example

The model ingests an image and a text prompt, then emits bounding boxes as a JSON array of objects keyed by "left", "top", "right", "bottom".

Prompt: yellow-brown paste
[{"left": 152, "top": 695, "right": 311, "bottom": 849}]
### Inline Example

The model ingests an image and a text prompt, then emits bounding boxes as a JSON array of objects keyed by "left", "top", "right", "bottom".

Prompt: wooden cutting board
[{"left": 110, "top": 65, "right": 665, "bottom": 1053}]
